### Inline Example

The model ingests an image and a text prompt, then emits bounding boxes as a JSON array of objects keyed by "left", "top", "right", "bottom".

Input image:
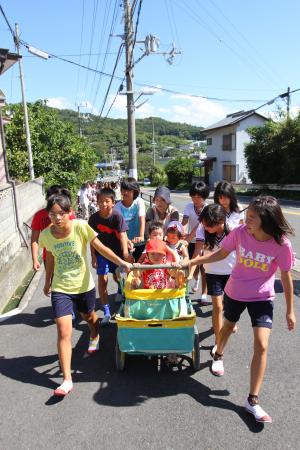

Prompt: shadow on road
[{"left": 0, "top": 295, "right": 264, "bottom": 432}]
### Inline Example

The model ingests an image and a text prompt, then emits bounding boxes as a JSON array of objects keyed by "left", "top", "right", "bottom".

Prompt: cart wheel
[
  {"left": 192, "top": 331, "right": 200, "bottom": 371},
  {"left": 115, "top": 341, "right": 125, "bottom": 371}
]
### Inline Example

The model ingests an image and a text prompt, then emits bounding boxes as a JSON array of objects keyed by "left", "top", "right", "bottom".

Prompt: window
[
  {"left": 207, "top": 137, "right": 212, "bottom": 145},
  {"left": 222, "top": 164, "right": 236, "bottom": 182},
  {"left": 222, "top": 133, "right": 235, "bottom": 151}
]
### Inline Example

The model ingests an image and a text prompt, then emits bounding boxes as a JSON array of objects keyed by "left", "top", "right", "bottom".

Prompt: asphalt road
[{"left": 0, "top": 264, "right": 300, "bottom": 449}]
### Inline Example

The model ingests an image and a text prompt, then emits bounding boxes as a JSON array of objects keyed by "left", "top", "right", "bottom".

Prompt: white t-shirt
[
  {"left": 226, "top": 209, "right": 245, "bottom": 230},
  {"left": 183, "top": 202, "right": 208, "bottom": 243},
  {"left": 196, "top": 224, "right": 236, "bottom": 275},
  {"left": 78, "top": 188, "right": 89, "bottom": 206}
]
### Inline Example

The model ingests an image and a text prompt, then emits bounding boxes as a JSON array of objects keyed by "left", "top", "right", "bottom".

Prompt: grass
[{"left": 1, "top": 265, "right": 38, "bottom": 314}]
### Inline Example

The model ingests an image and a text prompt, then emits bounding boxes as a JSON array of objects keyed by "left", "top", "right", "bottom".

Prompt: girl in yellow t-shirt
[{"left": 39, "top": 193, "right": 131, "bottom": 397}]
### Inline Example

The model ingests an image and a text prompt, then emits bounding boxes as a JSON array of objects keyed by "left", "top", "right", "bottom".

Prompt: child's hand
[
  {"left": 133, "top": 263, "right": 141, "bottom": 269},
  {"left": 33, "top": 259, "right": 41, "bottom": 271},
  {"left": 180, "top": 260, "right": 190, "bottom": 269},
  {"left": 132, "top": 236, "right": 144, "bottom": 244},
  {"left": 170, "top": 262, "right": 181, "bottom": 268},
  {"left": 43, "top": 281, "right": 51, "bottom": 297},
  {"left": 91, "top": 257, "right": 98, "bottom": 269},
  {"left": 121, "top": 261, "right": 133, "bottom": 273},
  {"left": 286, "top": 311, "right": 296, "bottom": 330}
]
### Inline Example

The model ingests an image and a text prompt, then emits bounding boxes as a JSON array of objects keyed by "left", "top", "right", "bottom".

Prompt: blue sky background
[{"left": 0, "top": 0, "right": 300, "bottom": 126}]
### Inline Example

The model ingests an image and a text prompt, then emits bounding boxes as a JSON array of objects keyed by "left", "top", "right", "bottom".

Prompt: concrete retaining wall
[{"left": 0, "top": 178, "right": 45, "bottom": 312}]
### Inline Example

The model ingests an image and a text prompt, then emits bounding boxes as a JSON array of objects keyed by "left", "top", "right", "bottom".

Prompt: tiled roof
[{"left": 202, "top": 110, "right": 268, "bottom": 133}]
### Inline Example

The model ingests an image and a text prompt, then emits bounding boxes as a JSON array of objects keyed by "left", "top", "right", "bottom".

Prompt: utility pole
[
  {"left": 151, "top": 117, "right": 156, "bottom": 166},
  {"left": 287, "top": 86, "right": 290, "bottom": 119},
  {"left": 77, "top": 104, "right": 82, "bottom": 137},
  {"left": 15, "top": 23, "right": 35, "bottom": 180},
  {"left": 124, "top": 0, "right": 137, "bottom": 180}
]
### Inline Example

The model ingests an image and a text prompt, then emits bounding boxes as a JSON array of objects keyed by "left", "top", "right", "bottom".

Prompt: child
[
  {"left": 165, "top": 221, "right": 189, "bottom": 264},
  {"left": 182, "top": 196, "right": 296, "bottom": 423},
  {"left": 39, "top": 193, "right": 131, "bottom": 396},
  {"left": 191, "top": 204, "right": 236, "bottom": 357},
  {"left": 31, "top": 185, "right": 76, "bottom": 271},
  {"left": 132, "top": 239, "right": 181, "bottom": 289},
  {"left": 114, "top": 179, "right": 146, "bottom": 260},
  {"left": 145, "top": 186, "right": 179, "bottom": 238},
  {"left": 182, "top": 181, "right": 209, "bottom": 298},
  {"left": 89, "top": 188, "right": 129, "bottom": 325},
  {"left": 214, "top": 181, "right": 245, "bottom": 229},
  {"left": 138, "top": 221, "right": 177, "bottom": 264}
]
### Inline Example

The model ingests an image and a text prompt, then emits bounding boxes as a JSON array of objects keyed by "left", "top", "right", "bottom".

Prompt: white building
[{"left": 201, "top": 110, "right": 268, "bottom": 186}]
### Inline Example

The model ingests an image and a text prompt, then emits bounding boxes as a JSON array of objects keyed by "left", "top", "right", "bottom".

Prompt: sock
[
  {"left": 104, "top": 304, "right": 110, "bottom": 316},
  {"left": 248, "top": 394, "right": 258, "bottom": 406}
]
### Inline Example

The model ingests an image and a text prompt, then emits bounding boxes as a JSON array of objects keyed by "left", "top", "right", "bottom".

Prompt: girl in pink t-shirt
[{"left": 181, "top": 196, "right": 296, "bottom": 424}]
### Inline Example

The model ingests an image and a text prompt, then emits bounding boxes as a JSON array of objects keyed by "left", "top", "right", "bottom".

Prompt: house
[{"left": 201, "top": 110, "right": 268, "bottom": 186}]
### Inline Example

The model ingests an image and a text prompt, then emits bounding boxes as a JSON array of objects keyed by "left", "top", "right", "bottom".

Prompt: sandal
[{"left": 54, "top": 380, "right": 73, "bottom": 396}]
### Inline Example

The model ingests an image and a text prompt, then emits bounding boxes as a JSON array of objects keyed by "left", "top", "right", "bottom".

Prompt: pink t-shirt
[{"left": 221, "top": 224, "right": 294, "bottom": 302}]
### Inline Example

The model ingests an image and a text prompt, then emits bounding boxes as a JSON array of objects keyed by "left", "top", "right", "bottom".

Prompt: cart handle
[{"left": 115, "top": 264, "right": 189, "bottom": 279}]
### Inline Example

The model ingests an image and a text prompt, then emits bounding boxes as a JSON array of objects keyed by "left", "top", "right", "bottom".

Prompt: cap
[
  {"left": 146, "top": 239, "right": 167, "bottom": 255},
  {"left": 167, "top": 220, "right": 184, "bottom": 235},
  {"left": 154, "top": 186, "right": 171, "bottom": 205}
]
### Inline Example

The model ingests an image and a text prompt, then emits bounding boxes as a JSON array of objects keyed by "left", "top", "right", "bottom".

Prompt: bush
[{"left": 165, "top": 157, "right": 194, "bottom": 188}]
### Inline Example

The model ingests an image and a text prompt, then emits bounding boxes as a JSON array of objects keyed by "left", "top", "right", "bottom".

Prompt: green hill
[{"left": 54, "top": 108, "right": 205, "bottom": 161}]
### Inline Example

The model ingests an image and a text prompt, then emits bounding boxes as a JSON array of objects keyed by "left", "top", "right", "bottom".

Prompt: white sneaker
[
  {"left": 192, "top": 276, "right": 200, "bottom": 293},
  {"left": 244, "top": 399, "right": 272, "bottom": 423},
  {"left": 101, "top": 314, "right": 111, "bottom": 327},
  {"left": 115, "top": 292, "right": 124, "bottom": 303},
  {"left": 200, "top": 293, "right": 209, "bottom": 305},
  {"left": 87, "top": 335, "right": 100, "bottom": 354},
  {"left": 210, "top": 344, "right": 217, "bottom": 357},
  {"left": 211, "top": 357, "right": 224, "bottom": 376}
]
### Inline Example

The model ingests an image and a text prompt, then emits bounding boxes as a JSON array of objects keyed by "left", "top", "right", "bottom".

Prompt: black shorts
[
  {"left": 51, "top": 288, "right": 96, "bottom": 319},
  {"left": 223, "top": 293, "right": 274, "bottom": 329},
  {"left": 206, "top": 273, "right": 230, "bottom": 296},
  {"left": 188, "top": 242, "right": 195, "bottom": 259}
]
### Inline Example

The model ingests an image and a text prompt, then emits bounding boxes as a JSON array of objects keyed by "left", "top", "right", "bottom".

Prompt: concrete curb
[{"left": 0, "top": 268, "right": 44, "bottom": 322}]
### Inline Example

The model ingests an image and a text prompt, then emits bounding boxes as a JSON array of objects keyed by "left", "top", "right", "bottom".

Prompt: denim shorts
[
  {"left": 206, "top": 273, "right": 230, "bottom": 296},
  {"left": 51, "top": 287, "right": 96, "bottom": 318},
  {"left": 223, "top": 293, "right": 274, "bottom": 329},
  {"left": 96, "top": 254, "right": 118, "bottom": 275}
]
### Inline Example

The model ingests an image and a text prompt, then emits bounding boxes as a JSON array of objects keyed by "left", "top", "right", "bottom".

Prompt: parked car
[{"left": 143, "top": 177, "right": 151, "bottom": 186}]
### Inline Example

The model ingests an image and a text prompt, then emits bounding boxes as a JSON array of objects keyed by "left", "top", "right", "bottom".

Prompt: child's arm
[
  {"left": 90, "top": 244, "right": 97, "bottom": 269},
  {"left": 132, "top": 215, "right": 145, "bottom": 243},
  {"left": 31, "top": 229, "right": 41, "bottom": 270},
  {"left": 120, "top": 231, "right": 130, "bottom": 261},
  {"left": 186, "top": 240, "right": 204, "bottom": 279},
  {"left": 179, "top": 242, "right": 189, "bottom": 264},
  {"left": 43, "top": 251, "right": 54, "bottom": 296},
  {"left": 91, "top": 237, "right": 131, "bottom": 270},
  {"left": 182, "top": 247, "right": 230, "bottom": 269},
  {"left": 281, "top": 270, "right": 296, "bottom": 330}
]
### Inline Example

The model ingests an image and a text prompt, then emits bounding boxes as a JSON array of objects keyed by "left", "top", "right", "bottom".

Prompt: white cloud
[
  {"left": 168, "top": 94, "right": 230, "bottom": 126},
  {"left": 46, "top": 97, "right": 72, "bottom": 109}
]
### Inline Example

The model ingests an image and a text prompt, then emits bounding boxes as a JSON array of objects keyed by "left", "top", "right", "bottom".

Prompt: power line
[
  {"left": 98, "top": 43, "right": 124, "bottom": 117},
  {"left": 20, "top": 39, "right": 271, "bottom": 103},
  {"left": 0, "top": 4, "right": 15, "bottom": 38}
]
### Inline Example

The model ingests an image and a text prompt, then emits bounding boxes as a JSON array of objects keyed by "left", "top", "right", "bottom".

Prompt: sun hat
[
  {"left": 154, "top": 186, "right": 172, "bottom": 205},
  {"left": 145, "top": 239, "right": 167, "bottom": 255},
  {"left": 166, "top": 221, "right": 184, "bottom": 235}
]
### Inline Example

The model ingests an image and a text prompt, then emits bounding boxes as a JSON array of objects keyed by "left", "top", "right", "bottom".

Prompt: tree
[
  {"left": 5, "top": 101, "right": 97, "bottom": 200},
  {"left": 165, "top": 157, "right": 195, "bottom": 188},
  {"left": 245, "top": 114, "right": 300, "bottom": 184}
]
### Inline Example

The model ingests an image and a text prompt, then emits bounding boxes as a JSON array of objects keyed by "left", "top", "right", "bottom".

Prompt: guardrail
[{"left": 141, "top": 191, "right": 153, "bottom": 206}]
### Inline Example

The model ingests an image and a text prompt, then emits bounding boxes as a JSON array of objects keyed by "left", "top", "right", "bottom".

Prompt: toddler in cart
[{"left": 131, "top": 239, "right": 185, "bottom": 289}]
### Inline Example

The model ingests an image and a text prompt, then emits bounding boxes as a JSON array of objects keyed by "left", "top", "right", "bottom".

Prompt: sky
[{"left": 0, "top": 0, "right": 300, "bottom": 127}]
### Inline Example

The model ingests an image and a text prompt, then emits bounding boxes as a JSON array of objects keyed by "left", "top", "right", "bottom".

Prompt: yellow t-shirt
[{"left": 39, "top": 219, "right": 97, "bottom": 294}]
